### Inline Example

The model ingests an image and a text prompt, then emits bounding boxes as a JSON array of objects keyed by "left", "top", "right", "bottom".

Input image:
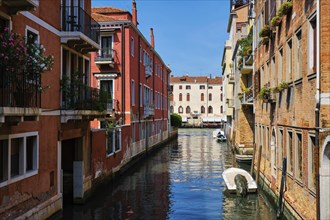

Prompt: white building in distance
[{"left": 170, "top": 75, "right": 224, "bottom": 127}]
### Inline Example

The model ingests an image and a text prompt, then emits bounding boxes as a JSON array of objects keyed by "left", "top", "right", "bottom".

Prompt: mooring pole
[{"left": 277, "top": 157, "right": 287, "bottom": 219}]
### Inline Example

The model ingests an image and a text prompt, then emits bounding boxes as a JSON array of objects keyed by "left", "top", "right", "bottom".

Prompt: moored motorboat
[
  {"left": 235, "top": 154, "right": 253, "bottom": 163},
  {"left": 213, "top": 129, "right": 221, "bottom": 138},
  {"left": 217, "top": 133, "right": 227, "bottom": 142},
  {"left": 222, "top": 167, "right": 257, "bottom": 193}
]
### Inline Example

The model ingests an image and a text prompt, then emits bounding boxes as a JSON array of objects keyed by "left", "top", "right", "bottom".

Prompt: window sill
[
  {"left": 307, "top": 72, "right": 316, "bottom": 81},
  {"left": 307, "top": 187, "right": 317, "bottom": 197},
  {"left": 294, "top": 78, "right": 303, "bottom": 85},
  {"left": 295, "top": 178, "right": 304, "bottom": 187},
  {"left": 0, "top": 170, "right": 38, "bottom": 188}
]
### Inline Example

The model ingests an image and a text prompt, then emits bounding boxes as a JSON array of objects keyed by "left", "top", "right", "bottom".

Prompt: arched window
[
  {"left": 170, "top": 106, "right": 174, "bottom": 113},
  {"left": 221, "top": 106, "right": 223, "bottom": 113},
  {"left": 187, "top": 93, "right": 190, "bottom": 101},
  {"left": 201, "top": 106, "right": 205, "bottom": 113},
  {"left": 178, "top": 106, "right": 183, "bottom": 113},
  {"left": 201, "top": 93, "right": 204, "bottom": 101},
  {"left": 208, "top": 106, "right": 213, "bottom": 113},
  {"left": 179, "top": 93, "right": 182, "bottom": 101},
  {"left": 186, "top": 106, "right": 191, "bottom": 114},
  {"left": 209, "top": 93, "right": 212, "bottom": 101}
]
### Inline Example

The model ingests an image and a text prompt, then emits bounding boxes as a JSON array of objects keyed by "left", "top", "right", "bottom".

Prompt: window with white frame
[
  {"left": 278, "top": 128, "right": 284, "bottom": 168},
  {"left": 132, "top": 123, "right": 135, "bottom": 143},
  {"left": 308, "top": 134, "right": 316, "bottom": 191},
  {"left": 266, "top": 127, "right": 270, "bottom": 160},
  {"left": 105, "top": 127, "right": 121, "bottom": 156},
  {"left": 114, "top": 128, "right": 121, "bottom": 151},
  {"left": 260, "top": 66, "right": 264, "bottom": 87},
  {"left": 278, "top": 48, "right": 283, "bottom": 83},
  {"left": 286, "top": 38, "right": 292, "bottom": 82},
  {"left": 0, "top": 132, "right": 38, "bottom": 186},
  {"left": 139, "top": 45, "right": 142, "bottom": 63},
  {"left": 294, "top": 29, "right": 302, "bottom": 80},
  {"left": 271, "top": 56, "right": 276, "bottom": 88},
  {"left": 308, "top": 16, "right": 317, "bottom": 74},
  {"left": 295, "top": 132, "right": 303, "bottom": 180},
  {"left": 266, "top": 60, "right": 270, "bottom": 85},
  {"left": 131, "top": 80, "right": 135, "bottom": 106},
  {"left": 130, "top": 37, "right": 134, "bottom": 56},
  {"left": 140, "top": 84, "right": 143, "bottom": 107},
  {"left": 287, "top": 130, "right": 293, "bottom": 174}
]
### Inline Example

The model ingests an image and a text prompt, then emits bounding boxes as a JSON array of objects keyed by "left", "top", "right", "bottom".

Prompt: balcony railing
[
  {"left": 95, "top": 48, "right": 114, "bottom": 67},
  {"left": 61, "top": 5, "right": 100, "bottom": 45},
  {"left": 240, "top": 55, "right": 253, "bottom": 74},
  {"left": 0, "top": 64, "right": 40, "bottom": 108},
  {"left": 239, "top": 86, "right": 254, "bottom": 105},
  {"left": 61, "top": 82, "right": 112, "bottom": 112},
  {"left": 144, "top": 104, "right": 155, "bottom": 118}
]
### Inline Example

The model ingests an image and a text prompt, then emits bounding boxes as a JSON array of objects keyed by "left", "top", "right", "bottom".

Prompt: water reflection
[{"left": 53, "top": 128, "right": 276, "bottom": 220}]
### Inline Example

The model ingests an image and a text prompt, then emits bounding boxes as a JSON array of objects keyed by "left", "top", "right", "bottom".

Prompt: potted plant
[
  {"left": 272, "top": 86, "right": 280, "bottom": 93},
  {"left": 278, "top": 1, "right": 293, "bottom": 17},
  {"left": 270, "top": 15, "right": 282, "bottom": 27},
  {"left": 259, "top": 25, "right": 271, "bottom": 38},
  {"left": 0, "top": 28, "right": 54, "bottom": 106},
  {"left": 278, "top": 81, "right": 288, "bottom": 90},
  {"left": 258, "top": 87, "right": 271, "bottom": 101}
]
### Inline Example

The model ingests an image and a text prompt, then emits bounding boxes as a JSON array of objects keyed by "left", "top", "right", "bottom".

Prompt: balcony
[
  {"left": 0, "top": 64, "right": 41, "bottom": 123},
  {"left": 61, "top": 6, "right": 100, "bottom": 54},
  {"left": 228, "top": 74, "right": 235, "bottom": 84},
  {"left": 240, "top": 55, "right": 253, "bottom": 74},
  {"left": 239, "top": 86, "right": 254, "bottom": 105},
  {"left": 145, "top": 65, "right": 152, "bottom": 78},
  {"left": 61, "top": 81, "right": 114, "bottom": 122},
  {"left": 95, "top": 48, "right": 114, "bottom": 68},
  {"left": 144, "top": 104, "right": 155, "bottom": 118},
  {"left": 0, "top": 0, "right": 38, "bottom": 14}
]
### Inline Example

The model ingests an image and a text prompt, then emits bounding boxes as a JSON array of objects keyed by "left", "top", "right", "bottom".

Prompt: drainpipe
[
  {"left": 138, "top": 36, "right": 141, "bottom": 122},
  {"left": 315, "top": 0, "right": 320, "bottom": 219},
  {"left": 121, "top": 25, "right": 125, "bottom": 124}
]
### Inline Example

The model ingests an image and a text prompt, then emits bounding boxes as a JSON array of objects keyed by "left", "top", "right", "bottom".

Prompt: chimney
[
  {"left": 150, "top": 28, "right": 155, "bottom": 48},
  {"left": 132, "top": 0, "right": 137, "bottom": 26}
]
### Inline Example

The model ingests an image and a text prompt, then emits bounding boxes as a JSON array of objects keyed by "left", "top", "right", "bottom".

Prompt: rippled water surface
[{"left": 55, "top": 128, "right": 277, "bottom": 220}]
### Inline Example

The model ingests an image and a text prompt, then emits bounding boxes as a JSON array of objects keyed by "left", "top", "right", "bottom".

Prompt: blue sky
[{"left": 92, "top": 0, "right": 230, "bottom": 77}]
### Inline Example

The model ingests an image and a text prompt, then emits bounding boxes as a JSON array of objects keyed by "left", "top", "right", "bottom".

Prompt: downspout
[
  {"left": 315, "top": 1, "right": 320, "bottom": 219},
  {"left": 138, "top": 36, "right": 141, "bottom": 122},
  {"left": 121, "top": 25, "right": 125, "bottom": 124}
]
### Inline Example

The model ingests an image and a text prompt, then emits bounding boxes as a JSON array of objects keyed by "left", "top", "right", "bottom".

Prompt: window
[
  {"left": 294, "top": 29, "right": 302, "bottom": 80},
  {"left": 100, "top": 80, "right": 114, "bottom": 111},
  {"left": 100, "top": 36, "right": 113, "bottom": 59},
  {"left": 179, "top": 93, "right": 182, "bottom": 101},
  {"left": 209, "top": 93, "right": 212, "bottom": 101},
  {"left": 271, "top": 56, "right": 276, "bottom": 87},
  {"left": 131, "top": 80, "right": 135, "bottom": 106},
  {"left": 106, "top": 129, "right": 114, "bottom": 155},
  {"left": 260, "top": 66, "right": 264, "bottom": 87},
  {"left": 201, "top": 93, "right": 204, "bottom": 101},
  {"left": 186, "top": 93, "right": 190, "bottom": 101},
  {"left": 295, "top": 132, "right": 303, "bottom": 180},
  {"left": 308, "top": 134, "right": 316, "bottom": 191},
  {"left": 200, "top": 85, "right": 205, "bottom": 89},
  {"left": 139, "top": 45, "right": 142, "bottom": 63},
  {"left": 26, "top": 28, "right": 39, "bottom": 44},
  {"left": 179, "top": 85, "right": 182, "bottom": 90},
  {"left": 114, "top": 128, "right": 121, "bottom": 151},
  {"left": 178, "top": 106, "right": 183, "bottom": 113},
  {"left": 0, "top": 132, "right": 38, "bottom": 187},
  {"left": 186, "top": 106, "right": 191, "bottom": 114},
  {"left": 266, "top": 61, "right": 270, "bottom": 85},
  {"left": 130, "top": 37, "right": 134, "bottom": 56},
  {"left": 186, "top": 85, "right": 191, "bottom": 90},
  {"left": 278, "top": 129, "right": 284, "bottom": 168},
  {"left": 140, "top": 84, "right": 143, "bottom": 107},
  {"left": 208, "top": 86, "right": 213, "bottom": 89},
  {"left": 201, "top": 106, "right": 205, "bottom": 113},
  {"left": 0, "top": 17, "right": 9, "bottom": 32},
  {"left": 208, "top": 106, "right": 213, "bottom": 114},
  {"left": 287, "top": 130, "right": 293, "bottom": 174},
  {"left": 132, "top": 123, "right": 135, "bottom": 143},
  {"left": 286, "top": 39, "right": 292, "bottom": 82},
  {"left": 170, "top": 106, "right": 174, "bottom": 113},
  {"left": 278, "top": 48, "right": 283, "bottom": 83},
  {"left": 309, "top": 16, "right": 317, "bottom": 74},
  {"left": 221, "top": 94, "right": 223, "bottom": 101},
  {"left": 220, "top": 106, "right": 223, "bottom": 113}
]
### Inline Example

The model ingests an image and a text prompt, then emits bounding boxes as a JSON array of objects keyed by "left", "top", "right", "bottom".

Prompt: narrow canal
[{"left": 55, "top": 128, "right": 277, "bottom": 219}]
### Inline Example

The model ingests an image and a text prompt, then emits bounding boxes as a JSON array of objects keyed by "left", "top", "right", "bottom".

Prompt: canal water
[{"left": 55, "top": 128, "right": 277, "bottom": 219}]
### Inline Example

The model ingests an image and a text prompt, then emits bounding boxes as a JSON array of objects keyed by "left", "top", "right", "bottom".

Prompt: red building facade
[{"left": 89, "top": 2, "right": 172, "bottom": 187}]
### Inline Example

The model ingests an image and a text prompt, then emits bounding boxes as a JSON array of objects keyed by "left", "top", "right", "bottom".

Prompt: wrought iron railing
[
  {"left": 240, "top": 86, "right": 254, "bottom": 104},
  {"left": 61, "top": 5, "right": 100, "bottom": 44},
  {"left": 95, "top": 48, "right": 114, "bottom": 62},
  {"left": 61, "top": 79, "right": 113, "bottom": 112},
  {"left": 0, "top": 63, "right": 40, "bottom": 108}
]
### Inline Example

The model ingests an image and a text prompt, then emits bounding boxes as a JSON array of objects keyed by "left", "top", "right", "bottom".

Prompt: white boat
[
  {"left": 222, "top": 167, "right": 257, "bottom": 193},
  {"left": 235, "top": 154, "right": 253, "bottom": 163},
  {"left": 212, "top": 129, "right": 221, "bottom": 138},
  {"left": 217, "top": 133, "right": 227, "bottom": 142}
]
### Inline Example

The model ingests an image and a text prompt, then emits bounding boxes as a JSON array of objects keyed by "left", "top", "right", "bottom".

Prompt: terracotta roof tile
[
  {"left": 170, "top": 76, "right": 222, "bottom": 85},
  {"left": 92, "top": 7, "right": 128, "bottom": 14},
  {"left": 92, "top": 13, "right": 116, "bottom": 22}
]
